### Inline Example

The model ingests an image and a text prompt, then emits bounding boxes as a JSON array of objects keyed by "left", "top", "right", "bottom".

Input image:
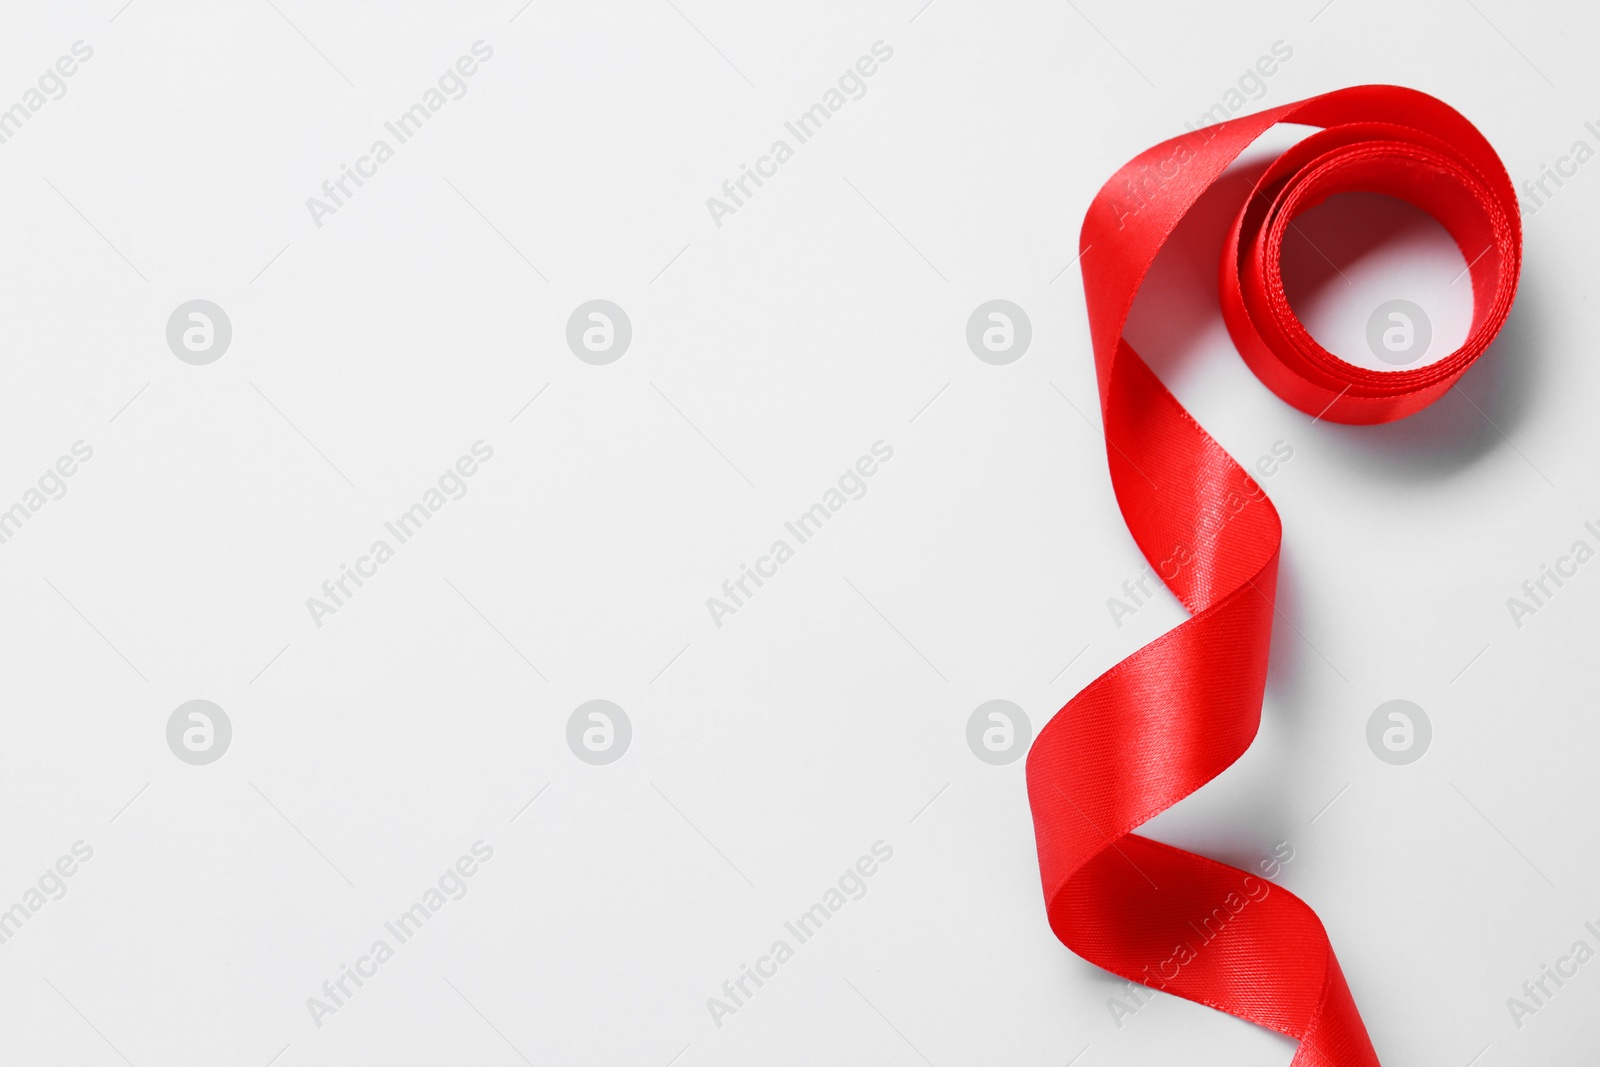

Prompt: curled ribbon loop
[{"left": 1026, "top": 85, "right": 1520, "bottom": 1065}]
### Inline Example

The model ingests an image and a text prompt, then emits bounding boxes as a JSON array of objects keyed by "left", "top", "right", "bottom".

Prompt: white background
[{"left": 0, "top": 1, "right": 1596, "bottom": 1064}]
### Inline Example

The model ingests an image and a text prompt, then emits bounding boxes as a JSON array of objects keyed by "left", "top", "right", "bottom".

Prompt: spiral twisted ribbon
[{"left": 1026, "top": 86, "right": 1521, "bottom": 1064}]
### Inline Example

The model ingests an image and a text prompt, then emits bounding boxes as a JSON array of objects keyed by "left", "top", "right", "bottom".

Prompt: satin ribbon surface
[{"left": 1026, "top": 85, "right": 1521, "bottom": 1065}]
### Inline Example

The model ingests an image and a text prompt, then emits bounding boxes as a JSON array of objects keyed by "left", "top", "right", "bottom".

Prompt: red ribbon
[{"left": 1026, "top": 85, "right": 1521, "bottom": 1065}]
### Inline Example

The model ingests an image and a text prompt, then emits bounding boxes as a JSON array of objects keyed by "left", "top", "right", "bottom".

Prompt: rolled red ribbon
[{"left": 1026, "top": 85, "right": 1521, "bottom": 1065}]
